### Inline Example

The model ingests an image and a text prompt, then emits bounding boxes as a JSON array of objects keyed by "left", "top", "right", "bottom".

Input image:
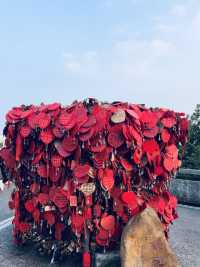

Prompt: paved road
[
  {"left": 0, "top": 188, "right": 200, "bottom": 266},
  {"left": 0, "top": 186, "right": 14, "bottom": 221},
  {"left": 96, "top": 206, "right": 200, "bottom": 267},
  {"left": 170, "top": 205, "right": 200, "bottom": 267}
]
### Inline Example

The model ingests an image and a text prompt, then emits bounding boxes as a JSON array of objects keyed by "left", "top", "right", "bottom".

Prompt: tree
[{"left": 182, "top": 104, "right": 200, "bottom": 169}]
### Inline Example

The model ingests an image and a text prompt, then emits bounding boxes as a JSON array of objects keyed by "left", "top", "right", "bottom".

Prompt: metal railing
[
  {"left": 179, "top": 168, "right": 200, "bottom": 176},
  {"left": 176, "top": 168, "right": 200, "bottom": 181}
]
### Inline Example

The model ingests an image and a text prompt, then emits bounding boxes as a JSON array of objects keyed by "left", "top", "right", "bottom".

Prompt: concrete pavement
[
  {"left": 0, "top": 189, "right": 200, "bottom": 266},
  {"left": 0, "top": 186, "right": 14, "bottom": 221},
  {"left": 170, "top": 205, "right": 200, "bottom": 267},
  {"left": 95, "top": 205, "right": 200, "bottom": 267}
]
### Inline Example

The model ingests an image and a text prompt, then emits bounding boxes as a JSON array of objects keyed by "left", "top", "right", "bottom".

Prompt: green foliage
[{"left": 182, "top": 104, "right": 200, "bottom": 169}]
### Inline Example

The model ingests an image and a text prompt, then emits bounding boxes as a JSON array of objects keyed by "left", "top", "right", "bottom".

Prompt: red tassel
[
  {"left": 15, "top": 133, "right": 23, "bottom": 161},
  {"left": 83, "top": 251, "right": 91, "bottom": 267}
]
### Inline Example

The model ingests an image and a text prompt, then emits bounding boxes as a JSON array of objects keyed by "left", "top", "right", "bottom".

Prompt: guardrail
[
  {"left": 170, "top": 168, "right": 200, "bottom": 206},
  {"left": 179, "top": 168, "right": 200, "bottom": 176}
]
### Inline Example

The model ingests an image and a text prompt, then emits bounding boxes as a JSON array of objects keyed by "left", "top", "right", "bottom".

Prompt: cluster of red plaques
[{"left": 0, "top": 99, "right": 189, "bottom": 266}]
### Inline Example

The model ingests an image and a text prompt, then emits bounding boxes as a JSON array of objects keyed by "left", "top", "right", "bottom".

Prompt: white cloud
[
  {"left": 170, "top": 4, "right": 187, "bottom": 17},
  {"left": 191, "top": 11, "right": 200, "bottom": 36},
  {"left": 151, "top": 39, "right": 175, "bottom": 55},
  {"left": 64, "top": 54, "right": 81, "bottom": 72},
  {"left": 103, "top": 0, "right": 112, "bottom": 8},
  {"left": 64, "top": 51, "right": 98, "bottom": 75},
  {"left": 65, "top": 61, "right": 81, "bottom": 73},
  {"left": 63, "top": 1, "right": 200, "bottom": 114},
  {"left": 156, "top": 24, "right": 176, "bottom": 33},
  {"left": 130, "top": 0, "right": 139, "bottom": 4}
]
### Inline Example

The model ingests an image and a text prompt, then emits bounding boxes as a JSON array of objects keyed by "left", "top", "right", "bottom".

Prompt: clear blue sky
[{"left": 0, "top": 0, "right": 200, "bottom": 131}]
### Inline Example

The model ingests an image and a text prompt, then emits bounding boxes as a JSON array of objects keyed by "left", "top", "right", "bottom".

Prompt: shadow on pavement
[{"left": 0, "top": 206, "right": 199, "bottom": 267}]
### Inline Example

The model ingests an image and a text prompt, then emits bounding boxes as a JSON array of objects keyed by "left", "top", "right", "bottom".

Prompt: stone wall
[{"left": 170, "top": 177, "right": 200, "bottom": 206}]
